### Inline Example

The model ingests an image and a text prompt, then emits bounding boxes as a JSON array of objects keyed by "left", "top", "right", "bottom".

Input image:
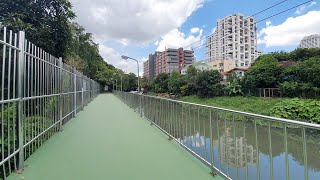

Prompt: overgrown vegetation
[
  {"left": 271, "top": 99, "right": 320, "bottom": 123},
  {"left": 179, "top": 96, "right": 284, "bottom": 115},
  {"left": 243, "top": 49, "right": 320, "bottom": 98}
]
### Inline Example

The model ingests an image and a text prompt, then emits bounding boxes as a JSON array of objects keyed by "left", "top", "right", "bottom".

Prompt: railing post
[
  {"left": 73, "top": 68, "right": 77, "bottom": 117},
  {"left": 17, "top": 30, "right": 25, "bottom": 170},
  {"left": 59, "top": 57, "right": 63, "bottom": 131},
  {"left": 139, "top": 95, "right": 142, "bottom": 117},
  {"left": 81, "top": 74, "right": 84, "bottom": 108}
]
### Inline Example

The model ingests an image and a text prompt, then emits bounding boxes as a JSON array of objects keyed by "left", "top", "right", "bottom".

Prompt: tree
[
  {"left": 125, "top": 73, "right": 138, "bottom": 91},
  {"left": 226, "top": 72, "right": 243, "bottom": 96},
  {"left": 187, "top": 65, "right": 198, "bottom": 76},
  {"left": 152, "top": 73, "right": 169, "bottom": 93},
  {"left": 289, "top": 48, "right": 320, "bottom": 62},
  {"left": 243, "top": 55, "right": 283, "bottom": 89},
  {"left": 168, "top": 71, "right": 186, "bottom": 95},
  {"left": 181, "top": 65, "right": 198, "bottom": 96},
  {"left": 270, "top": 51, "right": 290, "bottom": 61},
  {"left": 284, "top": 57, "right": 320, "bottom": 87},
  {"left": 141, "top": 77, "right": 152, "bottom": 92},
  {"left": 0, "top": 0, "right": 76, "bottom": 57},
  {"left": 195, "top": 70, "right": 223, "bottom": 97}
]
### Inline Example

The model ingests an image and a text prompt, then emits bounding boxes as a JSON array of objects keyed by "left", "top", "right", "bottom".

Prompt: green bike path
[{"left": 8, "top": 94, "right": 221, "bottom": 180}]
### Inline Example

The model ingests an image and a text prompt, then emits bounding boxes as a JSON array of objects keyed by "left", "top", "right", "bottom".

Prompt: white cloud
[
  {"left": 190, "top": 27, "right": 200, "bottom": 34},
  {"left": 156, "top": 28, "right": 204, "bottom": 51},
  {"left": 71, "top": 0, "right": 204, "bottom": 45},
  {"left": 99, "top": 44, "right": 144, "bottom": 76},
  {"left": 258, "top": 11, "right": 320, "bottom": 47},
  {"left": 295, "top": 1, "right": 317, "bottom": 15}
]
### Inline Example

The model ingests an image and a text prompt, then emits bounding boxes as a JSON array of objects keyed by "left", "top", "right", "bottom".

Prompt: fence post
[
  {"left": 81, "top": 74, "right": 84, "bottom": 107},
  {"left": 59, "top": 57, "right": 63, "bottom": 131},
  {"left": 73, "top": 68, "right": 77, "bottom": 117},
  {"left": 17, "top": 31, "right": 25, "bottom": 170}
]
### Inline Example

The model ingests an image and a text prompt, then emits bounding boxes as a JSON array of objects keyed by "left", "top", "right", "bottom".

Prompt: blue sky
[{"left": 71, "top": 0, "right": 320, "bottom": 74}]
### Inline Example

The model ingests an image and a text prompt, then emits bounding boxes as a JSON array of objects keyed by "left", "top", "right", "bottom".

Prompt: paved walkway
[{"left": 8, "top": 94, "right": 221, "bottom": 180}]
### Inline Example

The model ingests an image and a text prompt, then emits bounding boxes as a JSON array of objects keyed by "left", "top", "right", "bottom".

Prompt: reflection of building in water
[
  {"left": 216, "top": 128, "right": 257, "bottom": 168},
  {"left": 181, "top": 132, "right": 205, "bottom": 148},
  {"left": 192, "top": 132, "right": 205, "bottom": 147}
]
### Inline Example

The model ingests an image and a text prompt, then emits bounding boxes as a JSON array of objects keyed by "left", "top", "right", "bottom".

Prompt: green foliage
[
  {"left": 280, "top": 82, "right": 319, "bottom": 99},
  {"left": 271, "top": 99, "right": 320, "bottom": 123},
  {"left": 195, "top": 70, "right": 224, "bottom": 97},
  {"left": 179, "top": 96, "right": 283, "bottom": 115},
  {"left": 226, "top": 72, "right": 243, "bottom": 96},
  {"left": 0, "top": 0, "right": 76, "bottom": 57},
  {"left": 227, "top": 79, "right": 243, "bottom": 96},
  {"left": 186, "top": 65, "right": 198, "bottom": 76},
  {"left": 125, "top": 73, "right": 138, "bottom": 91},
  {"left": 141, "top": 77, "right": 152, "bottom": 92},
  {"left": 180, "top": 85, "right": 189, "bottom": 96},
  {"left": 243, "top": 55, "right": 283, "bottom": 88},
  {"left": 270, "top": 51, "right": 290, "bottom": 61},
  {"left": 152, "top": 73, "right": 169, "bottom": 93},
  {"left": 289, "top": 48, "right": 320, "bottom": 62},
  {"left": 284, "top": 57, "right": 320, "bottom": 87},
  {"left": 167, "top": 71, "right": 186, "bottom": 95}
]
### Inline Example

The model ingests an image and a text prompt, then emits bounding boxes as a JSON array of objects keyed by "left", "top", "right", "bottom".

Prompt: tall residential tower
[
  {"left": 206, "top": 14, "right": 261, "bottom": 70},
  {"left": 298, "top": 34, "right": 320, "bottom": 49}
]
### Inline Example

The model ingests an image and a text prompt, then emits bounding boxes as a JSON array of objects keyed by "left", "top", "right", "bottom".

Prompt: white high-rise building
[
  {"left": 298, "top": 34, "right": 320, "bottom": 49},
  {"left": 206, "top": 14, "right": 261, "bottom": 69}
]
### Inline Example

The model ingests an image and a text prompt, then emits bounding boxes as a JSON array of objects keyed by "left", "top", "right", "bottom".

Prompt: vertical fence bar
[
  {"left": 302, "top": 127, "right": 308, "bottom": 180},
  {"left": 268, "top": 122, "right": 274, "bottom": 180},
  {"left": 232, "top": 116, "right": 238, "bottom": 180},
  {"left": 217, "top": 115, "right": 221, "bottom": 170},
  {"left": 209, "top": 110, "right": 215, "bottom": 175},
  {"left": 17, "top": 31, "right": 25, "bottom": 170},
  {"left": 243, "top": 120, "right": 248, "bottom": 180},
  {"left": 1, "top": 27, "right": 7, "bottom": 177},
  {"left": 81, "top": 75, "right": 84, "bottom": 108},
  {"left": 284, "top": 125, "right": 289, "bottom": 180},
  {"left": 73, "top": 68, "right": 76, "bottom": 117},
  {"left": 7, "top": 30, "right": 13, "bottom": 174},
  {"left": 12, "top": 32, "right": 18, "bottom": 170},
  {"left": 59, "top": 57, "right": 63, "bottom": 131},
  {"left": 254, "top": 121, "right": 260, "bottom": 180}
]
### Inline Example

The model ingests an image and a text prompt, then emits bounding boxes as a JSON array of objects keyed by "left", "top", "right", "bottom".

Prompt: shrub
[
  {"left": 280, "top": 82, "right": 320, "bottom": 99},
  {"left": 195, "top": 70, "right": 224, "bottom": 98},
  {"left": 270, "top": 99, "right": 320, "bottom": 123}
]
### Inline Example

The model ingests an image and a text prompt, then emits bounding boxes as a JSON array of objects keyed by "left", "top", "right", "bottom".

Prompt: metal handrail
[
  {"left": 132, "top": 93, "right": 320, "bottom": 130},
  {"left": 114, "top": 90, "right": 319, "bottom": 180}
]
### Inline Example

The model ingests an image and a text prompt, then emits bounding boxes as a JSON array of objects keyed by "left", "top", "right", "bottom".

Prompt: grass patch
[{"left": 179, "top": 95, "right": 288, "bottom": 116}]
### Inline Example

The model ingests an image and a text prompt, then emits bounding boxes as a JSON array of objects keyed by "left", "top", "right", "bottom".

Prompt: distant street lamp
[
  {"left": 110, "top": 78, "right": 117, "bottom": 91},
  {"left": 113, "top": 72, "right": 123, "bottom": 91},
  {"left": 121, "top": 55, "right": 140, "bottom": 92}
]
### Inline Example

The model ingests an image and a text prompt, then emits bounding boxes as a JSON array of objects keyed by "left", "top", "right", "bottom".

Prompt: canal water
[{"left": 141, "top": 104, "right": 320, "bottom": 180}]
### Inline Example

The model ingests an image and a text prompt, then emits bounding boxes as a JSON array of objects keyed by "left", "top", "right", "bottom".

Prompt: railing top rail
[{"left": 129, "top": 92, "right": 320, "bottom": 130}]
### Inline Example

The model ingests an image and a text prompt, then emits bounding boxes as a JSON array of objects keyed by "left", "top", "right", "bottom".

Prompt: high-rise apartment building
[
  {"left": 298, "top": 34, "right": 320, "bottom": 49},
  {"left": 143, "top": 60, "right": 150, "bottom": 78},
  {"left": 155, "top": 48, "right": 194, "bottom": 76},
  {"left": 206, "top": 14, "right": 261, "bottom": 68},
  {"left": 143, "top": 53, "right": 158, "bottom": 79}
]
